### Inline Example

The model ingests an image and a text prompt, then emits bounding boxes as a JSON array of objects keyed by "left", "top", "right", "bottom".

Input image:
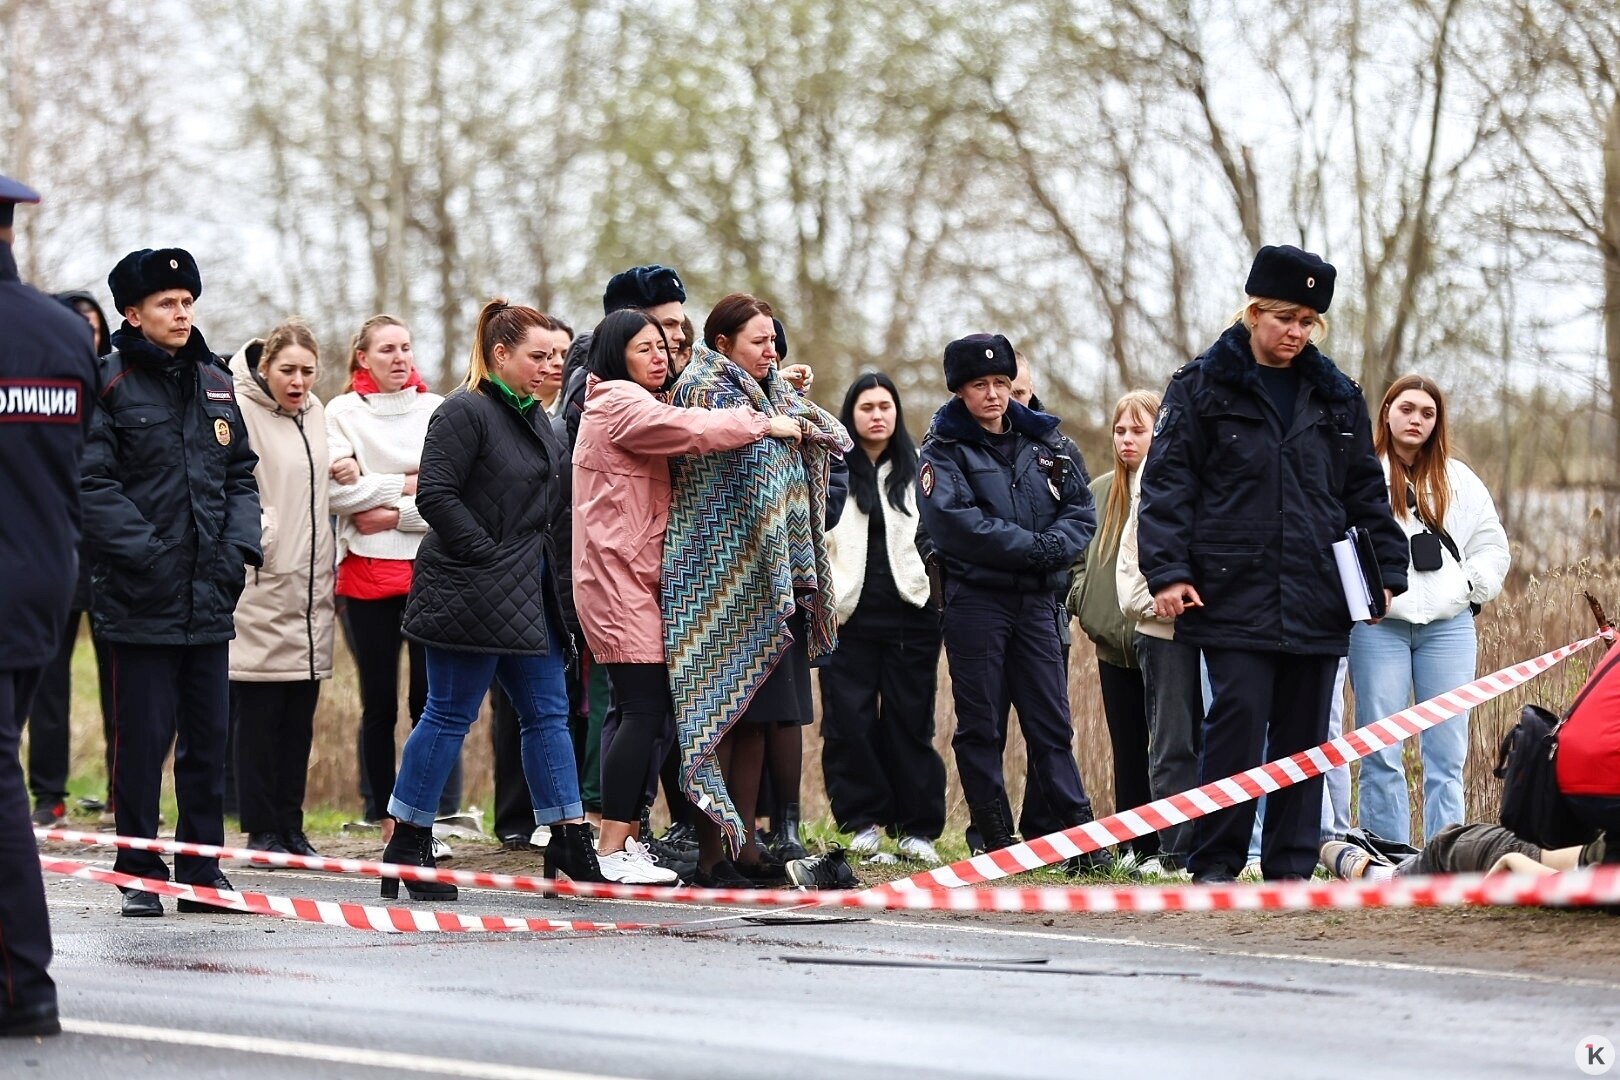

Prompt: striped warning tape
[
  {"left": 39, "top": 855, "right": 661, "bottom": 934},
  {"left": 35, "top": 631, "right": 1610, "bottom": 928},
  {"left": 873, "top": 631, "right": 1609, "bottom": 895},
  {"left": 39, "top": 853, "right": 1620, "bottom": 925}
]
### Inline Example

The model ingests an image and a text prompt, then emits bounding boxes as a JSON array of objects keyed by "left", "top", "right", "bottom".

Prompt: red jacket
[
  {"left": 1558, "top": 644, "right": 1620, "bottom": 797},
  {"left": 572, "top": 377, "right": 768, "bottom": 664}
]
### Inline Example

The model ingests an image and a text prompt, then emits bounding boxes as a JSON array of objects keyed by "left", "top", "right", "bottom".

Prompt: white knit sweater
[{"left": 325, "top": 387, "right": 444, "bottom": 562}]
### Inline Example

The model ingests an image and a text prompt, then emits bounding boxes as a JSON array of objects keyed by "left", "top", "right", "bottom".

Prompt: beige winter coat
[{"left": 227, "top": 342, "right": 336, "bottom": 682}]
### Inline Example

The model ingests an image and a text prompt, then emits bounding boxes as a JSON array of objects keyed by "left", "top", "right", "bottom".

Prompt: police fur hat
[
  {"left": 109, "top": 248, "right": 202, "bottom": 314},
  {"left": 1244, "top": 245, "right": 1335, "bottom": 313},
  {"left": 602, "top": 264, "right": 686, "bottom": 315},
  {"left": 773, "top": 317, "right": 788, "bottom": 361},
  {"left": 943, "top": 333, "right": 1017, "bottom": 392}
]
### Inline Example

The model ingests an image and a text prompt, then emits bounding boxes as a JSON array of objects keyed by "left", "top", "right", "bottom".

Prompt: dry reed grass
[{"left": 52, "top": 561, "right": 1620, "bottom": 838}]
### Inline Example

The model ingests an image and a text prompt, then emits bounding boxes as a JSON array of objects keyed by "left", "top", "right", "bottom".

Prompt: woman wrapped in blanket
[
  {"left": 662, "top": 294, "right": 852, "bottom": 889},
  {"left": 572, "top": 309, "right": 802, "bottom": 884}
]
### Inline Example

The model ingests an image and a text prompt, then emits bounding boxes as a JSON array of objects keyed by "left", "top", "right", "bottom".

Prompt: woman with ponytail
[
  {"left": 1067, "top": 390, "right": 1160, "bottom": 868},
  {"left": 382, "top": 300, "right": 604, "bottom": 896}
]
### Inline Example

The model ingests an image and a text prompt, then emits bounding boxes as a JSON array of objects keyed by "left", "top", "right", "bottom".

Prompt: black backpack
[{"left": 1494, "top": 648, "right": 1618, "bottom": 848}]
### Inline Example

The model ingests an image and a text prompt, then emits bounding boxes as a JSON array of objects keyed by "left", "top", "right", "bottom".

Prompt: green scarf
[{"left": 488, "top": 373, "right": 536, "bottom": 414}]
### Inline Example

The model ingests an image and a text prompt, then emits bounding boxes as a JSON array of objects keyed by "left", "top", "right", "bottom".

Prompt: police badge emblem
[
  {"left": 214, "top": 418, "right": 231, "bottom": 446},
  {"left": 920, "top": 461, "right": 935, "bottom": 498}
]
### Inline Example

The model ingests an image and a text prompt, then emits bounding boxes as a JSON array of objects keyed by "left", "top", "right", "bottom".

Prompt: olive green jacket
[{"left": 1065, "top": 471, "right": 1136, "bottom": 668}]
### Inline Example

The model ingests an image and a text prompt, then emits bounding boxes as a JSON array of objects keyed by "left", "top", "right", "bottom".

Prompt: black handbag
[{"left": 1494, "top": 703, "right": 1599, "bottom": 849}]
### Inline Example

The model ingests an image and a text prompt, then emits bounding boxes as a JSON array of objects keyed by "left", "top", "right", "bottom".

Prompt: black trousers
[
  {"left": 818, "top": 631, "right": 946, "bottom": 839},
  {"left": 106, "top": 642, "right": 229, "bottom": 883},
  {"left": 942, "top": 584, "right": 1093, "bottom": 825},
  {"left": 1192, "top": 648, "right": 1337, "bottom": 881},
  {"left": 25, "top": 610, "right": 113, "bottom": 809},
  {"left": 0, "top": 667, "right": 54, "bottom": 1009},
  {"left": 599, "top": 663, "right": 675, "bottom": 823},
  {"left": 490, "top": 686, "right": 529, "bottom": 840},
  {"left": 491, "top": 660, "right": 589, "bottom": 839},
  {"left": 1097, "top": 659, "right": 1157, "bottom": 858},
  {"left": 231, "top": 680, "right": 319, "bottom": 835},
  {"left": 342, "top": 596, "right": 458, "bottom": 818}
]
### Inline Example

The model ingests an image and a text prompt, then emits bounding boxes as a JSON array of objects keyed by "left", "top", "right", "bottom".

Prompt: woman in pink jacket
[{"left": 573, "top": 308, "right": 801, "bottom": 883}]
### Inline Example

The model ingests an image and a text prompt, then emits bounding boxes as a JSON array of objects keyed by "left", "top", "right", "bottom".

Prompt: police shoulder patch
[
  {"left": 1153, "top": 403, "right": 1178, "bottom": 437},
  {"left": 920, "top": 461, "right": 935, "bottom": 498}
]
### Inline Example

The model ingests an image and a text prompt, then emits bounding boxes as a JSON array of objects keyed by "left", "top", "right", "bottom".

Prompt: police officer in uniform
[
  {"left": 82, "top": 248, "right": 262, "bottom": 916},
  {"left": 0, "top": 174, "right": 98, "bottom": 1037},
  {"left": 1137, "top": 245, "right": 1406, "bottom": 882},
  {"left": 918, "top": 333, "right": 1108, "bottom": 871}
]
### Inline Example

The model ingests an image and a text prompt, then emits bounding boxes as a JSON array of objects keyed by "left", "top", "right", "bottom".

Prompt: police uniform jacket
[
  {"left": 1137, "top": 322, "right": 1407, "bottom": 656},
  {"left": 0, "top": 242, "right": 99, "bottom": 670},
  {"left": 917, "top": 397, "right": 1096, "bottom": 594},
  {"left": 81, "top": 323, "right": 263, "bottom": 645},
  {"left": 402, "top": 381, "right": 571, "bottom": 657}
]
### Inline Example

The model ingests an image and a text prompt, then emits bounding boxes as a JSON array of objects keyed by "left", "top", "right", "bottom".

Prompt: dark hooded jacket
[
  {"left": 53, "top": 292, "right": 112, "bottom": 608},
  {"left": 917, "top": 397, "right": 1096, "bottom": 594},
  {"left": 402, "top": 381, "right": 571, "bottom": 656},
  {"left": 1137, "top": 322, "right": 1407, "bottom": 656},
  {"left": 81, "top": 323, "right": 263, "bottom": 645},
  {"left": 54, "top": 290, "right": 112, "bottom": 357}
]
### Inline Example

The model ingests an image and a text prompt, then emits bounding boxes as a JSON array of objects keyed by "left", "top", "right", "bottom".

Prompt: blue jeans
[
  {"left": 388, "top": 645, "right": 581, "bottom": 828},
  {"left": 1349, "top": 611, "right": 1477, "bottom": 844}
]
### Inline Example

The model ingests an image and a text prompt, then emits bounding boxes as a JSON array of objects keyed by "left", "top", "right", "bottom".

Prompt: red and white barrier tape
[
  {"left": 875, "top": 631, "right": 1609, "bottom": 894},
  {"left": 39, "top": 854, "right": 1620, "bottom": 924},
  {"left": 39, "top": 855, "right": 660, "bottom": 934},
  {"left": 35, "top": 632, "right": 1608, "bottom": 927}
]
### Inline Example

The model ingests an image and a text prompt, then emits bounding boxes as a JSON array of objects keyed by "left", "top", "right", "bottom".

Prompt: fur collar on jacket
[
  {"left": 927, "top": 396, "right": 1062, "bottom": 445},
  {"left": 1198, "top": 322, "right": 1359, "bottom": 404}
]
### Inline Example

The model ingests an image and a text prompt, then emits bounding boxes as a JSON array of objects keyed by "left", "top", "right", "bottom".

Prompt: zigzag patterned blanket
[{"left": 663, "top": 344, "right": 851, "bottom": 854}]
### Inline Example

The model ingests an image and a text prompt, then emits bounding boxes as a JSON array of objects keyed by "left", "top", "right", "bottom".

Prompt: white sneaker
[
  {"left": 597, "top": 837, "right": 678, "bottom": 884},
  {"left": 431, "top": 837, "right": 454, "bottom": 862},
  {"left": 1238, "top": 858, "right": 1263, "bottom": 883},
  {"left": 848, "top": 825, "right": 883, "bottom": 855},
  {"left": 1135, "top": 857, "right": 1193, "bottom": 882},
  {"left": 896, "top": 836, "right": 942, "bottom": 865}
]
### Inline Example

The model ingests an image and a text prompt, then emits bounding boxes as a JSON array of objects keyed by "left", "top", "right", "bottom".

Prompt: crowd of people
[{"left": 4, "top": 170, "right": 1618, "bottom": 1036}]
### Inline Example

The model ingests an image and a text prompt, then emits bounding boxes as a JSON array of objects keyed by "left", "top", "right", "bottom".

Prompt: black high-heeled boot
[
  {"left": 380, "top": 821, "right": 458, "bottom": 901},
  {"left": 544, "top": 822, "right": 609, "bottom": 882},
  {"left": 772, "top": 801, "right": 808, "bottom": 861}
]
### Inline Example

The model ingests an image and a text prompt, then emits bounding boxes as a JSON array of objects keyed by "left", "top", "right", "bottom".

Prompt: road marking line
[{"left": 59, "top": 1018, "right": 635, "bottom": 1080}]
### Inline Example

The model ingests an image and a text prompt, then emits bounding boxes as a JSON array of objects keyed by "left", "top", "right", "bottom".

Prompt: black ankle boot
[
  {"left": 967, "top": 800, "right": 1016, "bottom": 854},
  {"left": 1059, "top": 808, "right": 1115, "bottom": 875},
  {"left": 544, "top": 822, "right": 609, "bottom": 882},
  {"left": 772, "top": 802, "right": 808, "bottom": 861},
  {"left": 380, "top": 821, "right": 458, "bottom": 901}
]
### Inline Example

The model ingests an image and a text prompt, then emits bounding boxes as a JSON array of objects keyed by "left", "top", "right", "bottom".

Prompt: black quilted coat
[{"left": 402, "top": 382, "right": 571, "bottom": 657}]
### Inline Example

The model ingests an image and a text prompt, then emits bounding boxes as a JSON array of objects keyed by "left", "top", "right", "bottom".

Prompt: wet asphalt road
[{"left": 6, "top": 863, "right": 1617, "bottom": 1079}]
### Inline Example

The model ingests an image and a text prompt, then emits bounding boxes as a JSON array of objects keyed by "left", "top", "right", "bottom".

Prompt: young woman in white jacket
[
  {"left": 325, "top": 315, "right": 451, "bottom": 837},
  {"left": 228, "top": 322, "right": 334, "bottom": 858},
  {"left": 1349, "top": 375, "right": 1509, "bottom": 844},
  {"left": 817, "top": 372, "right": 945, "bottom": 866}
]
